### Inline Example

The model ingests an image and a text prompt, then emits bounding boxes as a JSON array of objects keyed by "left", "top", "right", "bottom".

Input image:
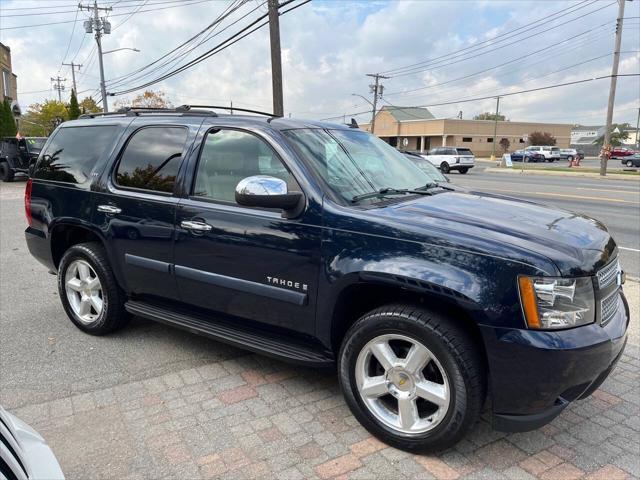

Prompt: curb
[{"left": 483, "top": 167, "right": 640, "bottom": 181}]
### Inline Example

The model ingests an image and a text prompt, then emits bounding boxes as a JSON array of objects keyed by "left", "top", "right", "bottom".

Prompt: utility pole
[
  {"left": 79, "top": 1, "right": 112, "bottom": 112},
  {"left": 635, "top": 107, "right": 640, "bottom": 149},
  {"left": 601, "top": 0, "right": 626, "bottom": 176},
  {"left": 62, "top": 62, "right": 82, "bottom": 94},
  {"left": 490, "top": 96, "right": 501, "bottom": 161},
  {"left": 51, "top": 76, "right": 66, "bottom": 102},
  {"left": 366, "top": 73, "right": 389, "bottom": 135},
  {"left": 268, "top": 0, "right": 283, "bottom": 117}
]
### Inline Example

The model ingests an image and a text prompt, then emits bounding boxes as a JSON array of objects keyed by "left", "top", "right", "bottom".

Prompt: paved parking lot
[{"left": 1, "top": 179, "right": 639, "bottom": 479}]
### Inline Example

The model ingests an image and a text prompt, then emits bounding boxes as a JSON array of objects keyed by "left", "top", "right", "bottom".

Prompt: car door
[
  {"left": 93, "top": 119, "right": 199, "bottom": 301},
  {"left": 173, "top": 125, "right": 321, "bottom": 336}
]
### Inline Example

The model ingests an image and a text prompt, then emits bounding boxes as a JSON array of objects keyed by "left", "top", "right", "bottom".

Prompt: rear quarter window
[
  {"left": 456, "top": 148, "right": 474, "bottom": 156},
  {"left": 33, "top": 126, "right": 118, "bottom": 184}
]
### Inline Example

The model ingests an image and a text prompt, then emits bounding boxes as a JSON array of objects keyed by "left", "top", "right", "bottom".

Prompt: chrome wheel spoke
[
  {"left": 416, "top": 380, "right": 448, "bottom": 407},
  {"left": 361, "top": 376, "right": 388, "bottom": 398},
  {"left": 67, "top": 277, "right": 83, "bottom": 292},
  {"left": 86, "top": 277, "right": 100, "bottom": 291},
  {"left": 77, "top": 263, "right": 91, "bottom": 282},
  {"left": 370, "top": 341, "right": 397, "bottom": 371},
  {"left": 403, "top": 343, "right": 431, "bottom": 374},
  {"left": 397, "top": 397, "right": 419, "bottom": 430},
  {"left": 78, "top": 297, "right": 92, "bottom": 316},
  {"left": 89, "top": 294, "right": 103, "bottom": 313}
]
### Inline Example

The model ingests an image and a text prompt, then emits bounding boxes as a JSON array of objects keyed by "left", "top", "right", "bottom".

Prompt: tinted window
[
  {"left": 34, "top": 126, "right": 117, "bottom": 184},
  {"left": 456, "top": 148, "right": 473, "bottom": 156},
  {"left": 462, "top": 137, "right": 472, "bottom": 142},
  {"left": 193, "top": 129, "right": 296, "bottom": 204},
  {"left": 115, "top": 127, "right": 187, "bottom": 193}
]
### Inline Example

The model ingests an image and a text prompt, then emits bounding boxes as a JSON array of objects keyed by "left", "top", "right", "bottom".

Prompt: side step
[{"left": 125, "top": 300, "right": 334, "bottom": 367}]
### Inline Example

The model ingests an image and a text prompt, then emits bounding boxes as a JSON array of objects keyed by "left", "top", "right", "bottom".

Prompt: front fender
[{"left": 316, "top": 227, "right": 552, "bottom": 347}]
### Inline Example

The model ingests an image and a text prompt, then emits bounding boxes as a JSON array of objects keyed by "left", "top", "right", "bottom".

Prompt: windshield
[
  {"left": 283, "top": 129, "right": 434, "bottom": 203},
  {"left": 406, "top": 157, "right": 448, "bottom": 183}
]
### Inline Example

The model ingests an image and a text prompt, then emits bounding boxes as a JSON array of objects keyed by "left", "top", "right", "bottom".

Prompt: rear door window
[
  {"left": 115, "top": 126, "right": 188, "bottom": 193},
  {"left": 33, "top": 126, "right": 118, "bottom": 184}
]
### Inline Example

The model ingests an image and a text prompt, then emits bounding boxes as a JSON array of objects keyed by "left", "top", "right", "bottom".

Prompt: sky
[{"left": 1, "top": 0, "right": 639, "bottom": 126}]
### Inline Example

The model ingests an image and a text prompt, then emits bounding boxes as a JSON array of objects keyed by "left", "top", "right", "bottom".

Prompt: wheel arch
[
  {"left": 50, "top": 220, "right": 108, "bottom": 269},
  {"left": 328, "top": 275, "right": 489, "bottom": 371}
]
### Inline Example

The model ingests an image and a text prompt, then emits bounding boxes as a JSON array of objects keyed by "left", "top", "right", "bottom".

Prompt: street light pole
[
  {"left": 601, "top": 0, "right": 626, "bottom": 176},
  {"left": 268, "top": 0, "right": 284, "bottom": 117},
  {"left": 491, "top": 96, "right": 501, "bottom": 161}
]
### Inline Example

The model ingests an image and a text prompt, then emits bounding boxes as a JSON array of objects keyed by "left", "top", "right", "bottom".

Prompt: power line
[
  {"left": 0, "top": 0, "right": 217, "bottom": 29},
  {"left": 382, "top": 0, "right": 595, "bottom": 75},
  {"left": 106, "top": 0, "right": 252, "bottom": 90},
  {"left": 385, "top": 21, "right": 615, "bottom": 98},
  {"left": 109, "top": 0, "right": 309, "bottom": 96}
]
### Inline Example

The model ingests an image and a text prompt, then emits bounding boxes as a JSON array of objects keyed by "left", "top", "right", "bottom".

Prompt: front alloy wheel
[{"left": 355, "top": 334, "right": 450, "bottom": 434}]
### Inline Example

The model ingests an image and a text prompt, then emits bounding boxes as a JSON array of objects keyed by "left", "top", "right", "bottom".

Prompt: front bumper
[{"left": 481, "top": 288, "right": 629, "bottom": 432}]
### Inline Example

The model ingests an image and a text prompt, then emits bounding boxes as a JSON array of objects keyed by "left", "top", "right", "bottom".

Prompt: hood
[{"left": 367, "top": 189, "right": 617, "bottom": 276}]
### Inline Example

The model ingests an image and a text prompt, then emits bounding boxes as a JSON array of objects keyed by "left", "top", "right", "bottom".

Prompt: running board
[{"left": 125, "top": 300, "right": 334, "bottom": 367}]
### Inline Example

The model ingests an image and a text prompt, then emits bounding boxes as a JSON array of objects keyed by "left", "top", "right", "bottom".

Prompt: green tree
[
  {"left": 499, "top": 137, "right": 510, "bottom": 153},
  {"left": 68, "top": 89, "right": 81, "bottom": 120},
  {"left": 474, "top": 112, "right": 507, "bottom": 121},
  {"left": 79, "top": 96, "right": 101, "bottom": 114},
  {"left": 115, "top": 90, "right": 172, "bottom": 109},
  {"left": 0, "top": 100, "right": 17, "bottom": 137},
  {"left": 528, "top": 131, "right": 556, "bottom": 146},
  {"left": 19, "top": 100, "right": 69, "bottom": 136},
  {"left": 593, "top": 124, "right": 631, "bottom": 147}
]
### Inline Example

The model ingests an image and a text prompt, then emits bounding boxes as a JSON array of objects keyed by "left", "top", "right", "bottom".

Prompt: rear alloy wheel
[
  {"left": 459, "top": 167, "right": 469, "bottom": 174},
  {"left": 339, "top": 304, "right": 486, "bottom": 452},
  {"left": 440, "top": 162, "right": 450, "bottom": 174},
  {"left": 0, "top": 162, "right": 14, "bottom": 182},
  {"left": 58, "top": 242, "right": 130, "bottom": 335}
]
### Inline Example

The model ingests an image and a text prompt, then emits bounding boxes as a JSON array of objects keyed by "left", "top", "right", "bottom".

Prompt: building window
[
  {"left": 519, "top": 138, "right": 525, "bottom": 143},
  {"left": 486, "top": 137, "right": 493, "bottom": 143},
  {"left": 462, "top": 137, "right": 472, "bottom": 142},
  {"left": 2, "top": 70, "right": 10, "bottom": 98}
]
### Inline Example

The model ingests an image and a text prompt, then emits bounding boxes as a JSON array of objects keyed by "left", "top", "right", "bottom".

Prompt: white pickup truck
[
  {"left": 525, "top": 145, "right": 561, "bottom": 162},
  {"left": 420, "top": 147, "right": 475, "bottom": 174}
]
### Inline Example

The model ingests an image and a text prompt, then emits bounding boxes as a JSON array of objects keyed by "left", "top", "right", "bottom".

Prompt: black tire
[
  {"left": 338, "top": 304, "right": 486, "bottom": 453},
  {"left": 547, "top": 158, "right": 554, "bottom": 163},
  {"left": 440, "top": 162, "right": 450, "bottom": 174},
  {"left": 57, "top": 242, "right": 130, "bottom": 335},
  {"left": 459, "top": 167, "right": 469, "bottom": 174},
  {"left": 0, "top": 162, "right": 15, "bottom": 182}
]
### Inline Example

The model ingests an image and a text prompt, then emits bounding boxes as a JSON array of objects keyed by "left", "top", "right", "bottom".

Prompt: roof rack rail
[
  {"left": 179, "top": 105, "right": 279, "bottom": 117},
  {"left": 78, "top": 105, "right": 279, "bottom": 119}
]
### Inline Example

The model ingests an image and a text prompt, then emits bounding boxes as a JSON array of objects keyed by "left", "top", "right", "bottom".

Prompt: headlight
[{"left": 518, "top": 276, "right": 595, "bottom": 329}]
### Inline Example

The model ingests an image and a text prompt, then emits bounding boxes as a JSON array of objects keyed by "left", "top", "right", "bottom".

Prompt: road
[
  {"left": 452, "top": 167, "right": 640, "bottom": 278},
  {"left": 0, "top": 178, "right": 638, "bottom": 479},
  {"left": 503, "top": 155, "right": 638, "bottom": 172}
]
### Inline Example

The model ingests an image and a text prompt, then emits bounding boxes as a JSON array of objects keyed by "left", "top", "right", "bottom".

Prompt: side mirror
[{"left": 235, "top": 175, "right": 302, "bottom": 211}]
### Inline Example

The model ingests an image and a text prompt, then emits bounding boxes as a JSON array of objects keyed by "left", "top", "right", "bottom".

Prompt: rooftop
[{"left": 379, "top": 105, "right": 435, "bottom": 122}]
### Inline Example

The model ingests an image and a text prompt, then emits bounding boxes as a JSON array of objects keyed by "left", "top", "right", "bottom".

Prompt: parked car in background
[
  {"left": 559, "top": 149, "right": 585, "bottom": 161},
  {"left": 510, "top": 149, "right": 545, "bottom": 163},
  {"left": 610, "top": 147, "right": 636, "bottom": 159},
  {"left": 525, "top": 145, "right": 561, "bottom": 162},
  {"left": 420, "top": 147, "right": 475, "bottom": 174},
  {"left": 0, "top": 405, "right": 65, "bottom": 479},
  {"left": 402, "top": 151, "right": 453, "bottom": 184},
  {"left": 621, "top": 153, "right": 640, "bottom": 167},
  {"left": 0, "top": 136, "right": 47, "bottom": 182}
]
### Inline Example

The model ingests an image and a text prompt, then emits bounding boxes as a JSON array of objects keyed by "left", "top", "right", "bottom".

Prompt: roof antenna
[{"left": 349, "top": 118, "right": 359, "bottom": 129}]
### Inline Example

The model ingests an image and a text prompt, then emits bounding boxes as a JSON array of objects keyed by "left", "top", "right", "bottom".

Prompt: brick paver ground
[{"left": 11, "top": 342, "right": 640, "bottom": 479}]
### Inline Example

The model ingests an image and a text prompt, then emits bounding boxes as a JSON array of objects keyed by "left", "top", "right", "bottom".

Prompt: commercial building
[
  {"left": 361, "top": 106, "right": 572, "bottom": 157},
  {"left": 0, "top": 42, "right": 18, "bottom": 104}
]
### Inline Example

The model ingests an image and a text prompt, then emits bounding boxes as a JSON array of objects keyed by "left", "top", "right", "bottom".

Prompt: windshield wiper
[
  {"left": 351, "top": 187, "right": 431, "bottom": 203},
  {"left": 418, "top": 182, "right": 455, "bottom": 192}
]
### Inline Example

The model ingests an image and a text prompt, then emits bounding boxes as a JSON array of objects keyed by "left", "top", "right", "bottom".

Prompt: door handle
[
  {"left": 180, "top": 220, "right": 212, "bottom": 232},
  {"left": 97, "top": 205, "right": 122, "bottom": 214}
]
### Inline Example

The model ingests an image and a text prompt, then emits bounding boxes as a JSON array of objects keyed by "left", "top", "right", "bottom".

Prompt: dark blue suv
[{"left": 24, "top": 106, "right": 629, "bottom": 452}]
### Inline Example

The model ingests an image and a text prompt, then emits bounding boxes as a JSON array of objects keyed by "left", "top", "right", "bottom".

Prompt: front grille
[
  {"left": 600, "top": 289, "right": 619, "bottom": 327},
  {"left": 596, "top": 258, "right": 620, "bottom": 289}
]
